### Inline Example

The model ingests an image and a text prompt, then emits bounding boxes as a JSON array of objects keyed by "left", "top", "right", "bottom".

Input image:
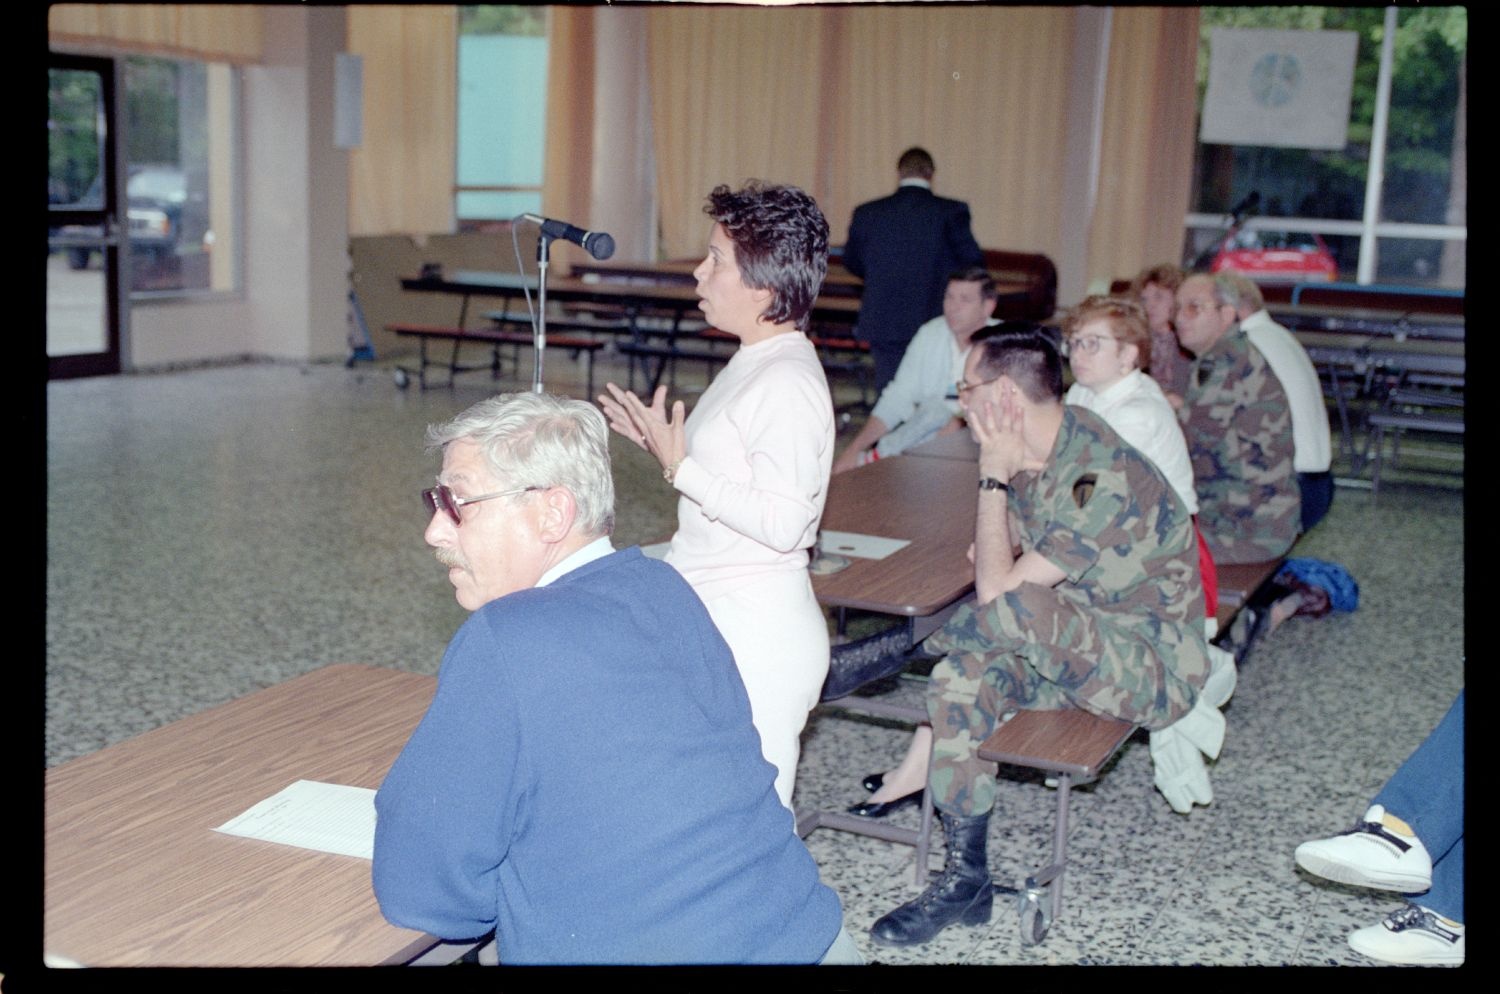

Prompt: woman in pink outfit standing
[{"left": 600, "top": 182, "right": 835, "bottom": 811}]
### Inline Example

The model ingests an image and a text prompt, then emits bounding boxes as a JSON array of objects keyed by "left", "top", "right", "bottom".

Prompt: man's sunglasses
[{"left": 421, "top": 484, "right": 538, "bottom": 526}]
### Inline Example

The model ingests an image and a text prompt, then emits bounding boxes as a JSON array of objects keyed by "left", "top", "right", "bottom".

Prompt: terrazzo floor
[{"left": 44, "top": 348, "right": 1466, "bottom": 969}]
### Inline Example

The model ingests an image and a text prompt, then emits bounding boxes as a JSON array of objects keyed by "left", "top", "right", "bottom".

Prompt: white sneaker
[
  {"left": 1348, "top": 904, "right": 1464, "bottom": 965},
  {"left": 1295, "top": 805, "right": 1433, "bottom": 892}
]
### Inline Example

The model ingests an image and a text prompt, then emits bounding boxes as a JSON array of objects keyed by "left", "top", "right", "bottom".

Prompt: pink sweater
[{"left": 667, "top": 332, "right": 835, "bottom": 602}]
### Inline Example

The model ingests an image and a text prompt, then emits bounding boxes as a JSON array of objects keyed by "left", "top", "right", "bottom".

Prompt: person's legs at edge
[
  {"left": 1296, "top": 692, "right": 1464, "bottom": 964},
  {"left": 1369, "top": 691, "right": 1464, "bottom": 923},
  {"left": 865, "top": 724, "right": 931, "bottom": 805}
]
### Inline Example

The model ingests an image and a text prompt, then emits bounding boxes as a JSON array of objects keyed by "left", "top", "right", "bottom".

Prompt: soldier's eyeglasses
[
  {"left": 422, "top": 483, "right": 538, "bottom": 526},
  {"left": 1175, "top": 300, "right": 1220, "bottom": 318},
  {"left": 955, "top": 375, "right": 1002, "bottom": 396}
]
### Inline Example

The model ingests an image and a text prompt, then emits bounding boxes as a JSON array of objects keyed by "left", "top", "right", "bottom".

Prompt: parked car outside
[
  {"left": 1210, "top": 229, "right": 1338, "bottom": 283},
  {"left": 60, "top": 165, "right": 207, "bottom": 272}
]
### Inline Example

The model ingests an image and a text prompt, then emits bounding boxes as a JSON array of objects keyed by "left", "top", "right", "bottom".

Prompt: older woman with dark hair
[
  {"left": 600, "top": 182, "right": 835, "bottom": 810},
  {"left": 1129, "top": 262, "right": 1192, "bottom": 405}
]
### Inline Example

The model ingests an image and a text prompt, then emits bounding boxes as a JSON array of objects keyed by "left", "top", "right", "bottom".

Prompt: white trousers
[{"left": 701, "top": 570, "right": 830, "bottom": 810}]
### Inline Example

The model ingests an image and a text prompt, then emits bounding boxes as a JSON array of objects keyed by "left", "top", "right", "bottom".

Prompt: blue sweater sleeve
[{"left": 372, "top": 618, "right": 521, "bottom": 940}]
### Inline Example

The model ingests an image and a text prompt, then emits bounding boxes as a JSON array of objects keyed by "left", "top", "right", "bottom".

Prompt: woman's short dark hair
[
  {"left": 704, "top": 182, "right": 829, "bottom": 333},
  {"left": 1128, "top": 261, "right": 1184, "bottom": 297},
  {"left": 972, "top": 322, "right": 1064, "bottom": 403}
]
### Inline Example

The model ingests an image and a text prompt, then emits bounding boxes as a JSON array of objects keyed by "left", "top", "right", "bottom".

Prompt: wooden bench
[
  {"left": 386, "top": 323, "right": 606, "bottom": 393},
  {"left": 482, "top": 308, "right": 632, "bottom": 338},
  {"left": 976, "top": 708, "right": 1138, "bottom": 944},
  {"left": 1291, "top": 283, "right": 1465, "bottom": 316}
]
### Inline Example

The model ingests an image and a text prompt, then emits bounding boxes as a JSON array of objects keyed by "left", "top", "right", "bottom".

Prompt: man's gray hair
[
  {"left": 426, "top": 393, "right": 615, "bottom": 536},
  {"left": 1222, "top": 271, "right": 1265, "bottom": 314},
  {"left": 1202, "top": 271, "right": 1246, "bottom": 313}
]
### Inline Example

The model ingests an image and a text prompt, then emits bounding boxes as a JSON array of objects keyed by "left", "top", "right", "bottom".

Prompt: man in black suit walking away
[{"left": 843, "top": 147, "right": 986, "bottom": 392}]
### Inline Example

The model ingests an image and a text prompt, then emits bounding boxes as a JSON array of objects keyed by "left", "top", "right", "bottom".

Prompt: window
[
  {"left": 455, "top": 5, "right": 548, "bottom": 231},
  {"left": 123, "top": 56, "right": 238, "bottom": 295},
  {"left": 1186, "top": 7, "right": 1466, "bottom": 289}
]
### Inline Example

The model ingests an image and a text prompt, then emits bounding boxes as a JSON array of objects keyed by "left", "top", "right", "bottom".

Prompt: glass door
[{"left": 49, "top": 54, "right": 121, "bottom": 378}]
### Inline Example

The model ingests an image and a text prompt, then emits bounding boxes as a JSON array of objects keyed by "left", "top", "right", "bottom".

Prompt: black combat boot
[{"left": 869, "top": 811, "right": 993, "bottom": 947}]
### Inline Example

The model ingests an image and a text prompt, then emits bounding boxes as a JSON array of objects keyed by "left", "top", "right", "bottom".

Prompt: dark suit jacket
[{"left": 842, "top": 184, "right": 985, "bottom": 349}]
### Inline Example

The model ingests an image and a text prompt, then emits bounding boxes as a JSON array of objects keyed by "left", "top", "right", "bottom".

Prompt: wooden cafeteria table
[
  {"left": 1294, "top": 330, "right": 1465, "bottom": 379},
  {"left": 567, "top": 258, "right": 1033, "bottom": 307},
  {"left": 904, "top": 428, "right": 981, "bottom": 463},
  {"left": 568, "top": 258, "right": 869, "bottom": 296},
  {"left": 812, "top": 453, "right": 978, "bottom": 620},
  {"left": 45, "top": 664, "right": 439, "bottom": 967},
  {"left": 1270, "top": 304, "right": 1464, "bottom": 343},
  {"left": 799, "top": 453, "right": 977, "bottom": 870},
  {"left": 401, "top": 269, "right": 863, "bottom": 330}
]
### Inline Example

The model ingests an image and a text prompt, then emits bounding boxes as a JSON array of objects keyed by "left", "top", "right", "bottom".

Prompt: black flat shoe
[
  {"left": 846, "top": 789, "right": 923, "bottom": 818},
  {"left": 862, "top": 772, "right": 885, "bottom": 793}
]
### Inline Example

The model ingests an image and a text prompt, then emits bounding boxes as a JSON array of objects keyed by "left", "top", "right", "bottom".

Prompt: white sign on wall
[{"left": 1201, "top": 28, "right": 1358, "bottom": 150}]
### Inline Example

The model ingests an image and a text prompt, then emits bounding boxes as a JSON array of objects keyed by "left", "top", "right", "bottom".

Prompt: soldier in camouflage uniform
[
  {"left": 871, "top": 325, "right": 1210, "bottom": 948},
  {"left": 1174, "top": 273, "right": 1300, "bottom": 565}
]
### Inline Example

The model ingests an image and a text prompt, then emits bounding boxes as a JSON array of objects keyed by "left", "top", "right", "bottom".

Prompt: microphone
[
  {"left": 522, "top": 213, "right": 616, "bottom": 260},
  {"left": 1227, "top": 191, "right": 1260, "bottom": 220}
]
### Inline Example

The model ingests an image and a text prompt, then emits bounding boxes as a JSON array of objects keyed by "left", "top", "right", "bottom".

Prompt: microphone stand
[{"left": 532, "top": 231, "right": 551, "bottom": 394}]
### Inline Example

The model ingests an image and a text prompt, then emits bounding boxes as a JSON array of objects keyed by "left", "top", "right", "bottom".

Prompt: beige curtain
[
  {"left": 839, "top": 6, "right": 1077, "bottom": 260},
  {"left": 1085, "top": 7, "right": 1200, "bottom": 287},
  {"left": 541, "top": 6, "right": 596, "bottom": 272},
  {"left": 642, "top": 4, "right": 1199, "bottom": 289},
  {"left": 647, "top": 6, "right": 832, "bottom": 260},
  {"left": 647, "top": 6, "right": 1078, "bottom": 262},
  {"left": 48, "top": 4, "right": 264, "bottom": 63},
  {"left": 347, "top": 6, "right": 457, "bottom": 236}
]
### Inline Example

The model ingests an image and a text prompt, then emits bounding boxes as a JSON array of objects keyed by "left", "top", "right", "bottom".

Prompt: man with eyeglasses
[
  {"left": 869, "top": 327, "right": 1210, "bottom": 948},
  {"left": 1222, "top": 273, "right": 1334, "bottom": 533},
  {"left": 1172, "top": 273, "right": 1300, "bottom": 565},
  {"left": 372, "top": 393, "right": 858, "bottom": 965},
  {"left": 833, "top": 267, "right": 1001, "bottom": 474}
]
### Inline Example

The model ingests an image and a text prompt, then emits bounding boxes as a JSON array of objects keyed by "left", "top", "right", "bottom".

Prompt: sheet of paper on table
[
  {"left": 817, "top": 530, "right": 912, "bottom": 560},
  {"left": 214, "top": 779, "right": 376, "bottom": 859}
]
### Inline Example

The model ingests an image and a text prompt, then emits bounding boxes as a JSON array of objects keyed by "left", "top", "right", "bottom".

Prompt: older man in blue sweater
[{"left": 373, "top": 392, "right": 855, "bottom": 965}]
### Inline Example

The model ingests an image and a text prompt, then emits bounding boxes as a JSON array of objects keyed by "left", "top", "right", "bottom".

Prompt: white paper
[
  {"left": 817, "top": 530, "right": 911, "bottom": 561},
  {"left": 214, "top": 779, "right": 377, "bottom": 859}
]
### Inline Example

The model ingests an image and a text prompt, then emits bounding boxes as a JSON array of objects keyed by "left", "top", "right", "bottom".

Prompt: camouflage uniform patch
[
  {"left": 1180, "top": 325, "right": 1300, "bottom": 565},
  {"left": 924, "top": 407, "right": 1210, "bottom": 816}
]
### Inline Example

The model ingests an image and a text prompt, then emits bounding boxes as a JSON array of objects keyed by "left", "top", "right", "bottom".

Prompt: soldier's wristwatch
[{"left": 978, "top": 477, "right": 1009, "bottom": 493}]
